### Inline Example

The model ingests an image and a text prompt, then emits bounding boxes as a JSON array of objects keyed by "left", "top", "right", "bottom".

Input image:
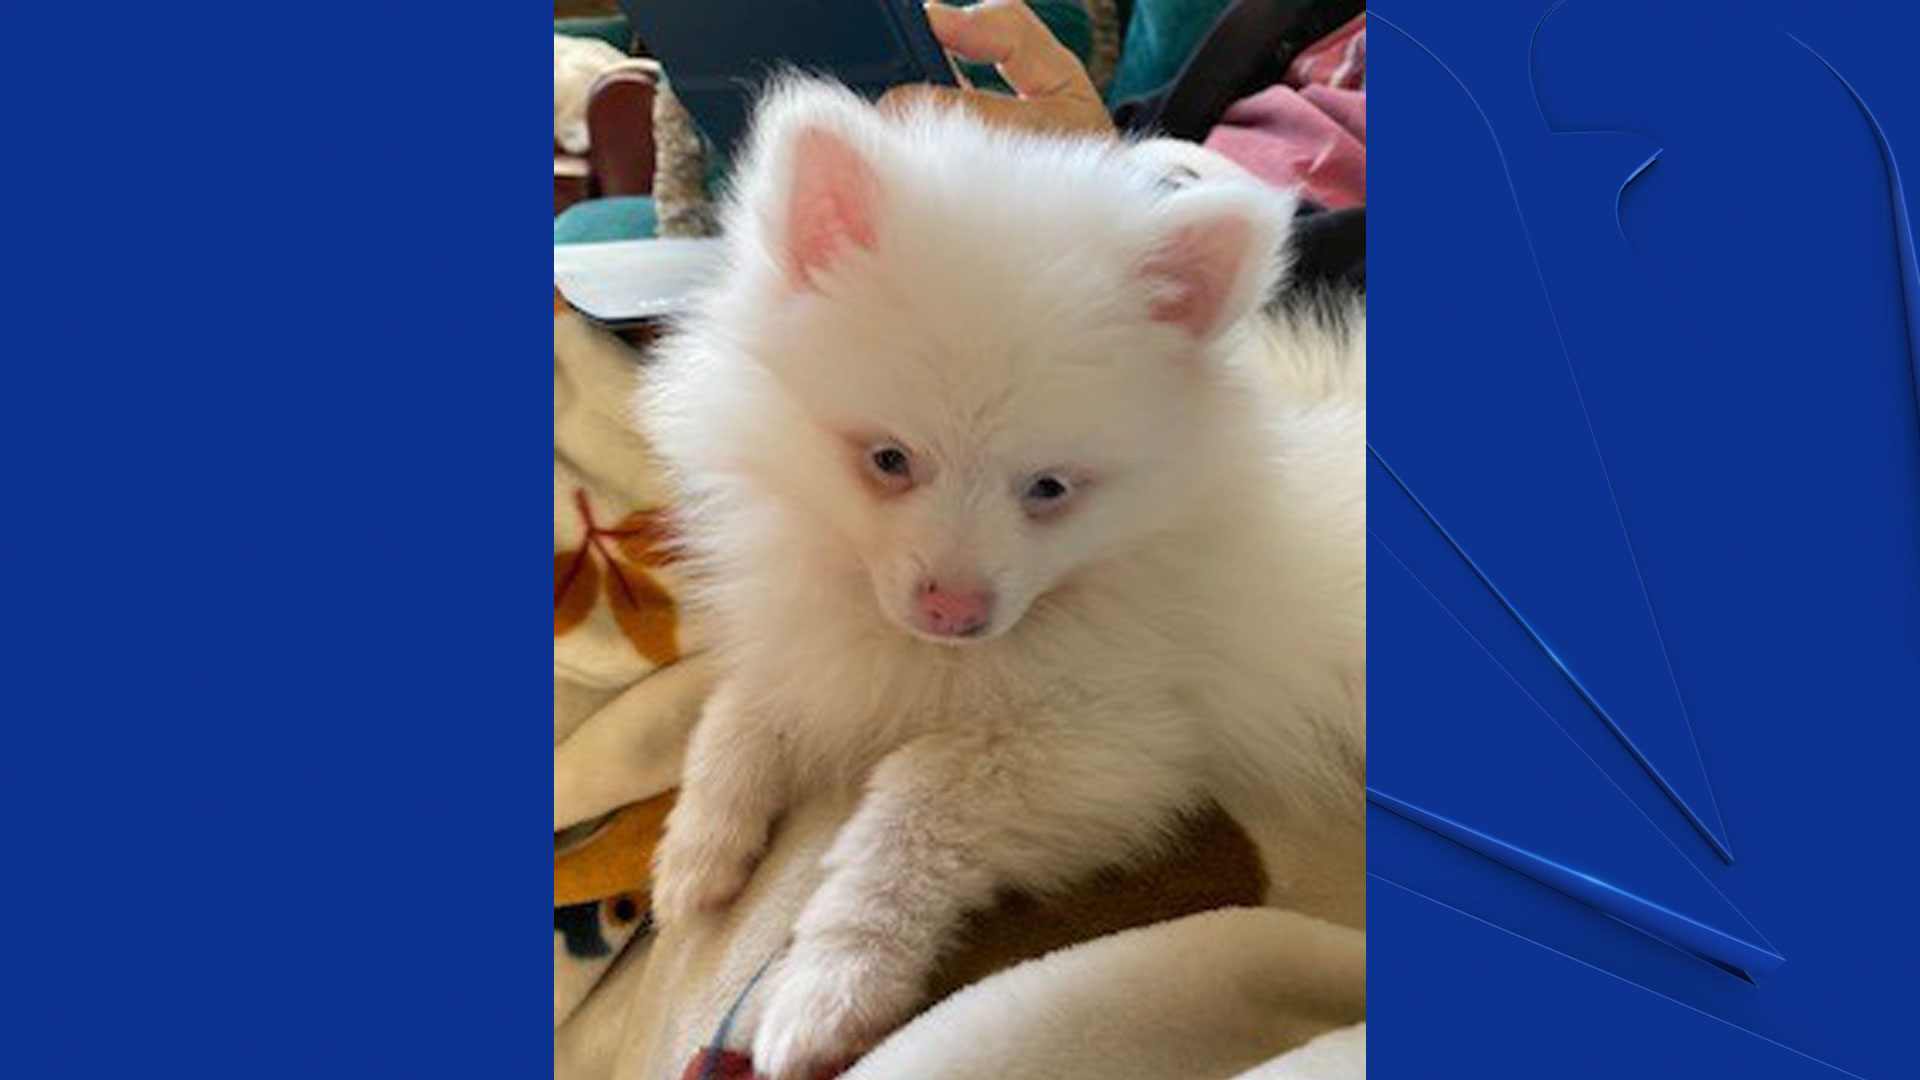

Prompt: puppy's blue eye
[
  {"left": 871, "top": 447, "right": 910, "bottom": 476},
  {"left": 1026, "top": 475, "right": 1069, "bottom": 501}
]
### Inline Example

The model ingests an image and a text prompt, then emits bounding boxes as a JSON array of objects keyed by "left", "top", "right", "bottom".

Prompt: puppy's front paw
[
  {"left": 750, "top": 940, "right": 918, "bottom": 1080},
  {"left": 649, "top": 807, "right": 765, "bottom": 926}
]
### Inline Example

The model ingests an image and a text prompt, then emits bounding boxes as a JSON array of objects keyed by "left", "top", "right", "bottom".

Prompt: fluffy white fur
[{"left": 635, "top": 80, "right": 1365, "bottom": 1080}]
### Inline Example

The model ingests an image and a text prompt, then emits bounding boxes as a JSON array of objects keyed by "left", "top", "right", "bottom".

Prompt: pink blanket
[{"left": 1203, "top": 15, "right": 1366, "bottom": 210}]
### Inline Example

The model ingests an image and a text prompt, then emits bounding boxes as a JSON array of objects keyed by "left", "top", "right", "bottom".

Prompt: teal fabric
[
  {"left": 950, "top": 0, "right": 1094, "bottom": 94},
  {"left": 1106, "top": 0, "right": 1232, "bottom": 104},
  {"left": 554, "top": 15, "right": 632, "bottom": 54},
  {"left": 554, "top": 196, "right": 659, "bottom": 245}
]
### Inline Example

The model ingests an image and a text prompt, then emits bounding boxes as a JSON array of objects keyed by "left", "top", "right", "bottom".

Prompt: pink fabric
[
  {"left": 1302, "top": 85, "right": 1365, "bottom": 145},
  {"left": 1202, "top": 84, "right": 1366, "bottom": 209},
  {"left": 677, "top": 1047, "right": 847, "bottom": 1080},
  {"left": 1287, "top": 13, "right": 1367, "bottom": 90}
]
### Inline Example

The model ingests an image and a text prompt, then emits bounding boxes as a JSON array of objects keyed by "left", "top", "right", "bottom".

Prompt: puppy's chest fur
[{"left": 719, "top": 567, "right": 1204, "bottom": 789}]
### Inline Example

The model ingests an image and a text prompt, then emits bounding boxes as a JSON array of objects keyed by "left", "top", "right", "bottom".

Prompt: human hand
[{"left": 880, "top": 0, "right": 1115, "bottom": 138}]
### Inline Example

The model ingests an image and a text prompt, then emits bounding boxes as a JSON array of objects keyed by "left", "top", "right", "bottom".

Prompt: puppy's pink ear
[
  {"left": 782, "top": 125, "right": 882, "bottom": 290},
  {"left": 1141, "top": 190, "right": 1282, "bottom": 340}
]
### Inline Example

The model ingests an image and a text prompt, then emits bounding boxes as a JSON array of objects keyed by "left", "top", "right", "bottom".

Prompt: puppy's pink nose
[{"left": 913, "top": 581, "right": 995, "bottom": 639}]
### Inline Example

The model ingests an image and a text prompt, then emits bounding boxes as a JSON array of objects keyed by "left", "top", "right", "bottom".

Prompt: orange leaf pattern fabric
[
  {"left": 556, "top": 312, "right": 708, "bottom": 1032},
  {"left": 603, "top": 554, "right": 680, "bottom": 666},
  {"left": 553, "top": 486, "right": 683, "bottom": 667},
  {"left": 554, "top": 547, "right": 601, "bottom": 636},
  {"left": 607, "top": 508, "right": 682, "bottom": 567}
]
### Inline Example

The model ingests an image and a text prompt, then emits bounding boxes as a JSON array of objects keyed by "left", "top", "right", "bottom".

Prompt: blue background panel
[{"left": 1370, "top": 2, "right": 1920, "bottom": 1076}]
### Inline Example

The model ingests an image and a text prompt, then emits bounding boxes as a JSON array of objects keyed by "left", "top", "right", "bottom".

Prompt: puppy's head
[{"left": 717, "top": 81, "right": 1290, "bottom": 644}]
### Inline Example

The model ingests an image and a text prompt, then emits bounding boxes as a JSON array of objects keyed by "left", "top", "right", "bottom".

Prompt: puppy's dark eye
[
  {"left": 1025, "top": 475, "right": 1069, "bottom": 501},
  {"left": 862, "top": 442, "right": 916, "bottom": 495},
  {"left": 1020, "top": 473, "right": 1078, "bottom": 519}
]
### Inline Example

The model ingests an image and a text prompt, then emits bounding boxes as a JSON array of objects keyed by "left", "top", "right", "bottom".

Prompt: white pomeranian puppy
[{"left": 636, "top": 79, "right": 1364, "bottom": 1080}]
